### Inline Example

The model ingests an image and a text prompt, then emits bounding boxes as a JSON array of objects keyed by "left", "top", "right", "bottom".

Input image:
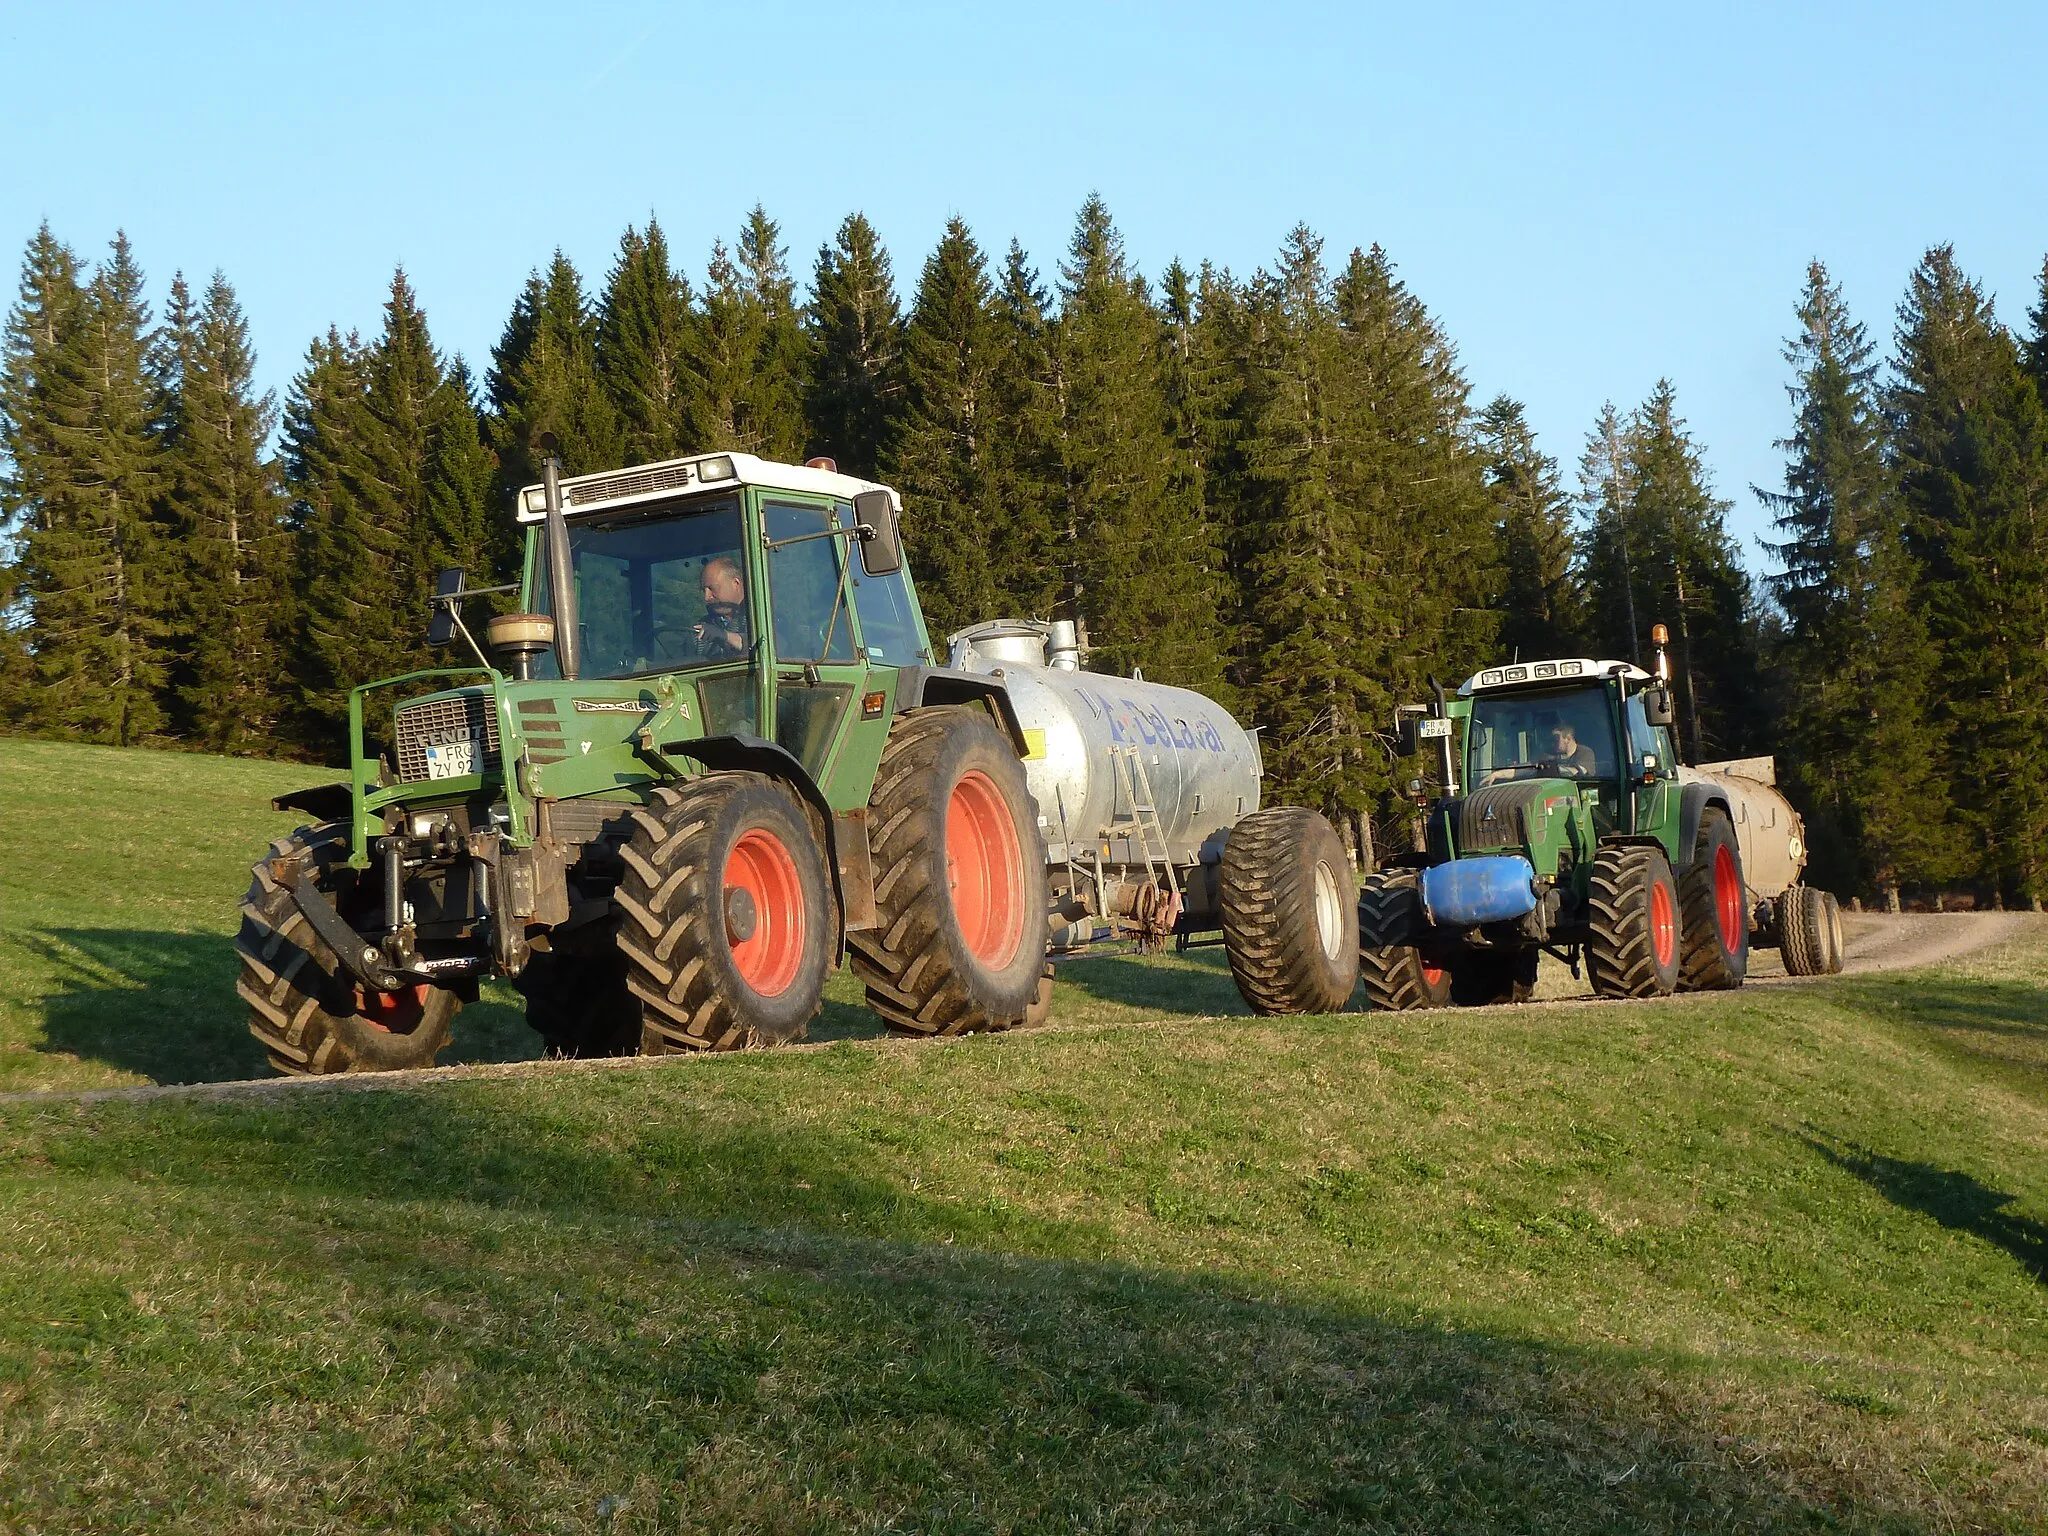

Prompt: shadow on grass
[
  {"left": 1805, "top": 1131, "right": 2048, "bottom": 1286},
  {"left": 8, "top": 1082, "right": 1944, "bottom": 1533},
  {"left": 21, "top": 929, "right": 539, "bottom": 1085},
  {"left": 1051, "top": 944, "right": 1259, "bottom": 1017},
  {"left": 1836, "top": 973, "right": 2048, "bottom": 1091}
]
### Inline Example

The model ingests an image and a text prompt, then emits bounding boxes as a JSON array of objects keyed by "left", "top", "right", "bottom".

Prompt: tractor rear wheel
[
  {"left": 1219, "top": 807, "right": 1360, "bottom": 1015},
  {"left": 617, "top": 774, "right": 833, "bottom": 1051},
  {"left": 513, "top": 921, "right": 642, "bottom": 1058},
  {"left": 1678, "top": 809, "right": 1749, "bottom": 991},
  {"left": 1448, "top": 948, "right": 1538, "bottom": 1006},
  {"left": 1777, "top": 885, "right": 1830, "bottom": 977},
  {"left": 236, "top": 822, "right": 462, "bottom": 1075},
  {"left": 1585, "top": 843, "right": 1681, "bottom": 999},
  {"left": 1356, "top": 871, "right": 1451, "bottom": 1011},
  {"left": 849, "top": 707, "right": 1048, "bottom": 1036}
]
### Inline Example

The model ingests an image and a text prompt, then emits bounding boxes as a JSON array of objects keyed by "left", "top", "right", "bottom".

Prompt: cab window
[
  {"left": 1626, "top": 693, "right": 1677, "bottom": 776},
  {"left": 836, "top": 500, "right": 930, "bottom": 664},
  {"left": 764, "top": 500, "right": 858, "bottom": 664}
]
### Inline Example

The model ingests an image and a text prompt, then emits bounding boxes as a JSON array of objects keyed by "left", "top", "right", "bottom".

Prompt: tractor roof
[
  {"left": 514, "top": 452, "right": 896, "bottom": 524},
  {"left": 1457, "top": 659, "right": 1651, "bottom": 696}
]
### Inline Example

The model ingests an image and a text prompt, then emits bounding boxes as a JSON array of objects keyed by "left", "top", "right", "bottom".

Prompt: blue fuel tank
[{"left": 1420, "top": 855, "right": 1540, "bottom": 929}]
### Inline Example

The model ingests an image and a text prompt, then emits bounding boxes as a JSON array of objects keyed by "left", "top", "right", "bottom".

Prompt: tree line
[{"left": 2, "top": 202, "right": 2043, "bottom": 906}]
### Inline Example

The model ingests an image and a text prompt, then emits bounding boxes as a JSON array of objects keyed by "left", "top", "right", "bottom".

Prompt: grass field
[{"left": 1, "top": 736, "right": 2045, "bottom": 1531}]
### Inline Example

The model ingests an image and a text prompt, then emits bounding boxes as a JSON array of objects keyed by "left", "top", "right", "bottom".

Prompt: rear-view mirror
[
  {"left": 854, "top": 489, "right": 903, "bottom": 576},
  {"left": 427, "top": 567, "right": 466, "bottom": 645},
  {"left": 1395, "top": 713, "right": 1421, "bottom": 757},
  {"left": 1644, "top": 684, "right": 1675, "bottom": 728}
]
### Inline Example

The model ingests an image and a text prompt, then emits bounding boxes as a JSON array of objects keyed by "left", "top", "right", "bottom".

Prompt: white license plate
[
  {"left": 423, "top": 736, "right": 479, "bottom": 779},
  {"left": 1419, "top": 717, "right": 1453, "bottom": 739}
]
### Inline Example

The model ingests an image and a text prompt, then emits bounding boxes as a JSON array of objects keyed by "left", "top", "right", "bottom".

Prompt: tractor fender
[
  {"left": 1676, "top": 782, "right": 1732, "bottom": 869},
  {"left": 889, "top": 666, "right": 1029, "bottom": 757},
  {"left": 662, "top": 734, "right": 871, "bottom": 952}
]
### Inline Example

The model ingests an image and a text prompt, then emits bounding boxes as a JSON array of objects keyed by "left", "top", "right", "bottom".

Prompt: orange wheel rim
[
  {"left": 1421, "top": 961, "right": 1446, "bottom": 987},
  {"left": 357, "top": 983, "right": 429, "bottom": 1034},
  {"left": 1713, "top": 844, "right": 1743, "bottom": 951},
  {"left": 1650, "top": 876, "right": 1677, "bottom": 969},
  {"left": 727, "top": 828, "right": 806, "bottom": 996},
  {"left": 946, "top": 770, "right": 1025, "bottom": 969}
]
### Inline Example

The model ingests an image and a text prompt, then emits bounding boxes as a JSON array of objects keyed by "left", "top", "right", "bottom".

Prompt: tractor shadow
[
  {"left": 1048, "top": 945, "right": 1257, "bottom": 1021},
  {"left": 21, "top": 928, "right": 539, "bottom": 1086},
  {"left": 1803, "top": 1131, "right": 2048, "bottom": 1286}
]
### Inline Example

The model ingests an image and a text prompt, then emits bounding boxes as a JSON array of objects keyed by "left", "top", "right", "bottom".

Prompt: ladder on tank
[{"left": 1107, "top": 746, "right": 1182, "bottom": 935}]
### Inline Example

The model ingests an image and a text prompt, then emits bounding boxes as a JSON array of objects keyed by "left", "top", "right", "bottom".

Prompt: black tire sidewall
[{"left": 1681, "top": 811, "right": 1749, "bottom": 988}]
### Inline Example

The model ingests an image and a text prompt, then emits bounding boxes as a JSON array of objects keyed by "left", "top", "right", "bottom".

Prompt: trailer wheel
[
  {"left": 849, "top": 707, "right": 1048, "bottom": 1035},
  {"left": 1357, "top": 871, "right": 1452, "bottom": 1011},
  {"left": 1777, "top": 885, "right": 1830, "bottom": 977},
  {"left": 236, "top": 822, "right": 462, "bottom": 1075},
  {"left": 1220, "top": 807, "right": 1360, "bottom": 1015},
  {"left": 616, "top": 774, "right": 833, "bottom": 1051},
  {"left": 1821, "top": 890, "right": 1846, "bottom": 973},
  {"left": 1678, "top": 809, "right": 1749, "bottom": 991},
  {"left": 1448, "top": 949, "right": 1538, "bottom": 1006},
  {"left": 1585, "top": 843, "right": 1681, "bottom": 999},
  {"left": 513, "top": 922, "right": 642, "bottom": 1057}
]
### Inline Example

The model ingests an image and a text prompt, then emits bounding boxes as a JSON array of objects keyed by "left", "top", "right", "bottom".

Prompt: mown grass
[{"left": 1, "top": 736, "right": 2045, "bottom": 1531}]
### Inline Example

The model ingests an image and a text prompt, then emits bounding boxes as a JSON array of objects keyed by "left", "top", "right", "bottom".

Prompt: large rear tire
[
  {"left": 513, "top": 921, "right": 643, "bottom": 1058},
  {"left": 1777, "top": 885, "right": 1829, "bottom": 977},
  {"left": 849, "top": 707, "right": 1048, "bottom": 1036},
  {"left": 616, "top": 775, "right": 833, "bottom": 1051},
  {"left": 1219, "top": 807, "right": 1360, "bottom": 1015},
  {"left": 1678, "top": 808, "right": 1749, "bottom": 991},
  {"left": 1357, "top": 871, "right": 1452, "bottom": 1011},
  {"left": 1585, "top": 843, "right": 1681, "bottom": 999},
  {"left": 236, "top": 822, "right": 461, "bottom": 1075}
]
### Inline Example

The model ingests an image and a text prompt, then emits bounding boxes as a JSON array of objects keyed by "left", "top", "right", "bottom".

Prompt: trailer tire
[
  {"left": 849, "top": 707, "right": 1048, "bottom": 1036},
  {"left": 1821, "top": 890, "right": 1846, "bottom": 974},
  {"left": 1777, "top": 885, "right": 1829, "bottom": 977},
  {"left": 617, "top": 775, "right": 833, "bottom": 1051},
  {"left": 1585, "top": 843, "right": 1681, "bottom": 999},
  {"left": 236, "top": 822, "right": 461, "bottom": 1075},
  {"left": 1220, "top": 807, "right": 1360, "bottom": 1015},
  {"left": 1678, "top": 808, "right": 1749, "bottom": 991},
  {"left": 1448, "top": 948, "right": 1538, "bottom": 1007},
  {"left": 514, "top": 922, "right": 643, "bottom": 1058},
  {"left": 1357, "top": 871, "right": 1452, "bottom": 1011}
]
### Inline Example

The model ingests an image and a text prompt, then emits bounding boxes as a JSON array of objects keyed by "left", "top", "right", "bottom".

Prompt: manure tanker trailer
[{"left": 947, "top": 620, "right": 1358, "bottom": 1021}]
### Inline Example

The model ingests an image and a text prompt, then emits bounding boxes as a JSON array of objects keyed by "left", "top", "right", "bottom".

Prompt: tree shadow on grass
[
  {"left": 1804, "top": 1130, "right": 2048, "bottom": 1285},
  {"left": 7, "top": 1081, "right": 1952, "bottom": 1534},
  {"left": 21, "top": 929, "right": 539, "bottom": 1085},
  {"left": 1050, "top": 945, "right": 1261, "bottom": 1019}
]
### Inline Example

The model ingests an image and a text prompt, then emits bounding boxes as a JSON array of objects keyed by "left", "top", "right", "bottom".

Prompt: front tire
[
  {"left": 514, "top": 921, "right": 642, "bottom": 1058},
  {"left": 1678, "top": 808, "right": 1748, "bottom": 991},
  {"left": 1357, "top": 871, "right": 1452, "bottom": 1011},
  {"left": 236, "top": 822, "right": 461, "bottom": 1075},
  {"left": 616, "top": 775, "right": 833, "bottom": 1051},
  {"left": 850, "top": 707, "right": 1049, "bottom": 1036},
  {"left": 1219, "top": 807, "right": 1360, "bottom": 1015},
  {"left": 1585, "top": 843, "right": 1681, "bottom": 999}
]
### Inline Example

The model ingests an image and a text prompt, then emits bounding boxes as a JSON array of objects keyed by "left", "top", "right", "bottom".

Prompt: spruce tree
[
  {"left": 486, "top": 252, "right": 619, "bottom": 502},
  {"left": 804, "top": 212, "right": 904, "bottom": 478},
  {"left": 690, "top": 208, "right": 810, "bottom": 460},
  {"left": 983, "top": 239, "right": 1063, "bottom": 619},
  {"left": 1576, "top": 402, "right": 1640, "bottom": 662},
  {"left": 15, "top": 234, "right": 175, "bottom": 744},
  {"left": 596, "top": 220, "right": 696, "bottom": 464},
  {"left": 1479, "top": 395, "right": 1582, "bottom": 658},
  {"left": 280, "top": 326, "right": 366, "bottom": 748},
  {"left": 424, "top": 359, "right": 503, "bottom": 586},
  {"left": 881, "top": 217, "right": 1001, "bottom": 639},
  {"left": 160, "top": 270, "right": 292, "bottom": 752}
]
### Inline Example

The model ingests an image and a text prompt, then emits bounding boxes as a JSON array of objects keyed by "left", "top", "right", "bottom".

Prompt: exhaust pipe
[{"left": 541, "top": 449, "right": 580, "bottom": 680}]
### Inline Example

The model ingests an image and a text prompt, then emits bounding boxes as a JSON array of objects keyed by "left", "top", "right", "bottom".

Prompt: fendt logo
[{"left": 421, "top": 726, "right": 481, "bottom": 746}]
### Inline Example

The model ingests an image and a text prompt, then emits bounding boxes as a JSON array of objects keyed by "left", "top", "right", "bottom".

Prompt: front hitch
[{"left": 288, "top": 872, "right": 493, "bottom": 995}]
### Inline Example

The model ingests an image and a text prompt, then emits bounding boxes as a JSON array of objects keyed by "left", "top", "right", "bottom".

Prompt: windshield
[
  {"left": 529, "top": 497, "right": 746, "bottom": 680},
  {"left": 1467, "top": 685, "right": 1618, "bottom": 786}
]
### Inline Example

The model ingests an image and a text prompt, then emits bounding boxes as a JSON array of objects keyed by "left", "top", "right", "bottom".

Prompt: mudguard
[
  {"left": 1677, "top": 782, "right": 1731, "bottom": 869},
  {"left": 889, "top": 665, "right": 1028, "bottom": 756}
]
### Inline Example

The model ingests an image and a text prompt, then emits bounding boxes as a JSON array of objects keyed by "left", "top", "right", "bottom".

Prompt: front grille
[
  {"left": 394, "top": 692, "right": 502, "bottom": 782},
  {"left": 566, "top": 462, "right": 696, "bottom": 508}
]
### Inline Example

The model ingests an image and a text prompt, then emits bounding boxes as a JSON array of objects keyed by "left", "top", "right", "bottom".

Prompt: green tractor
[
  {"left": 1356, "top": 633, "right": 1816, "bottom": 1008},
  {"left": 238, "top": 449, "right": 1050, "bottom": 1073}
]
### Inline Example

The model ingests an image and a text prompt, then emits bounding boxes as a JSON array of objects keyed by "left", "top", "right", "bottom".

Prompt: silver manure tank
[{"left": 947, "top": 621, "right": 1263, "bottom": 941}]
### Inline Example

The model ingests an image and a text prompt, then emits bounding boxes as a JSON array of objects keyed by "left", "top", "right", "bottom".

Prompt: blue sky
[{"left": 6, "top": 1, "right": 2045, "bottom": 568}]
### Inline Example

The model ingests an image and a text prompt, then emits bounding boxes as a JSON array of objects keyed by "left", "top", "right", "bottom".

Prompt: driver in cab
[
  {"left": 693, "top": 556, "right": 749, "bottom": 659},
  {"left": 1543, "top": 719, "right": 1598, "bottom": 779}
]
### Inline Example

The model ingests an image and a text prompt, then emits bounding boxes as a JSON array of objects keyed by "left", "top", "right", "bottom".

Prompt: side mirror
[
  {"left": 854, "top": 488, "right": 903, "bottom": 576},
  {"left": 1395, "top": 713, "right": 1421, "bottom": 757},
  {"left": 427, "top": 567, "right": 466, "bottom": 645},
  {"left": 1644, "top": 684, "right": 1675, "bottom": 728}
]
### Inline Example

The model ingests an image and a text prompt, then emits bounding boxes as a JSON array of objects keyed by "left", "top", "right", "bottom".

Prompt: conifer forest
[{"left": 3, "top": 201, "right": 2045, "bottom": 910}]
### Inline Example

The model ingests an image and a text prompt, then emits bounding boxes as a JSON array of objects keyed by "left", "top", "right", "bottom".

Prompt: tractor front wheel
[
  {"left": 1357, "top": 871, "right": 1452, "bottom": 1011},
  {"left": 1678, "top": 809, "right": 1749, "bottom": 991},
  {"left": 236, "top": 822, "right": 462, "bottom": 1075},
  {"left": 1219, "top": 807, "right": 1360, "bottom": 1015},
  {"left": 616, "top": 775, "right": 833, "bottom": 1051},
  {"left": 850, "top": 707, "right": 1048, "bottom": 1036},
  {"left": 1585, "top": 843, "right": 1681, "bottom": 999}
]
